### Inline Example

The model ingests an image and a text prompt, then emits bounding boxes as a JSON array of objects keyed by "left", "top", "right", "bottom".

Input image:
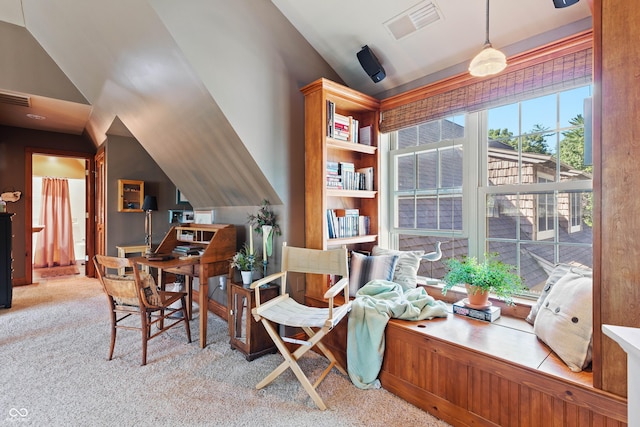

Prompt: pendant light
[{"left": 469, "top": 0, "right": 507, "bottom": 77}]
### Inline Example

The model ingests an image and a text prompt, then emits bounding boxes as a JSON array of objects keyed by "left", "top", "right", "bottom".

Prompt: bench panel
[{"left": 381, "top": 319, "right": 627, "bottom": 426}]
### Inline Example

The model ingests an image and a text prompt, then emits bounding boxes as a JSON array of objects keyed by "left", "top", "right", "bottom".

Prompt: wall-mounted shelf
[{"left": 118, "top": 179, "right": 144, "bottom": 212}]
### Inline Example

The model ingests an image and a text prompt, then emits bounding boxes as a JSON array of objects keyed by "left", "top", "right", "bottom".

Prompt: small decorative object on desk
[
  {"left": 452, "top": 299, "right": 501, "bottom": 322},
  {"left": 247, "top": 199, "right": 281, "bottom": 278},
  {"left": 230, "top": 243, "right": 258, "bottom": 287}
]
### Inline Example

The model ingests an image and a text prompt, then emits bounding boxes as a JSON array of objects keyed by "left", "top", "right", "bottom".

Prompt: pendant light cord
[{"left": 484, "top": 0, "right": 491, "bottom": 46}]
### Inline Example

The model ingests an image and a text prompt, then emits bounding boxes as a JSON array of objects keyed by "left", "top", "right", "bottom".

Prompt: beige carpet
[{"left": 0, "top": 276, "right": 450, "bottom": 427}]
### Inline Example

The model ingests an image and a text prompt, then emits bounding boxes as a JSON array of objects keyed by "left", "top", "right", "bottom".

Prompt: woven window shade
[{"left": 380, "top": 47, "right": 592, "bottom": 133}]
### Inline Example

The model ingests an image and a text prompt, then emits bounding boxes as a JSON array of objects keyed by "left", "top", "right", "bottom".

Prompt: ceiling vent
[
  {"left": 0, "top": 91, "right": 31, "bottom": 107},
  {"left": 384, "top": 1, "right": 443, "bottom": 41}
]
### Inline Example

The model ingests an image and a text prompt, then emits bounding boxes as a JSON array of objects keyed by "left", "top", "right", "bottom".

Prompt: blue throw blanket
[{"left": 347, "top": 280, "right": 448, "bottom": 389}]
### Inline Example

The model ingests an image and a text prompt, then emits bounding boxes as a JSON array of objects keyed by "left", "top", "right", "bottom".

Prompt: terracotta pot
[{"left": 465, "top": 284, "right": 490, "bottom": 307}]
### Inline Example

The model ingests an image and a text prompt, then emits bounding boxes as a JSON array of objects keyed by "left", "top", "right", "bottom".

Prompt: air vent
[
  {"left": 0, "top": 91, "right": 31, "bottom": 107},
  {"left": 384, "top": 1, "right": 443, "bottom": 41}
]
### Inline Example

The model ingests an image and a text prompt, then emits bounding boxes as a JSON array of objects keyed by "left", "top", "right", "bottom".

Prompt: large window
[{"left": 389, "top": 85, "right": 593, "bottom": 296}]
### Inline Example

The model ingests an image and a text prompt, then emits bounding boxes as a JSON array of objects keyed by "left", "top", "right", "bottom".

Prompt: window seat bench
[{"left": 380, "top": 309, "right": 627, "bottom": 426}]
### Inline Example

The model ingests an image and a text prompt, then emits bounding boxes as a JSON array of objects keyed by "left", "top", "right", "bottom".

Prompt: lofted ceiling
[{"left": 0, "top": 0, "right": 592, "bottom": 208}]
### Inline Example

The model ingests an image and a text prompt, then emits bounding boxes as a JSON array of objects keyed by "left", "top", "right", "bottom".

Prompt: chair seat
[{"left": 259, "top": 296, "right": 351, "bottom": 328}]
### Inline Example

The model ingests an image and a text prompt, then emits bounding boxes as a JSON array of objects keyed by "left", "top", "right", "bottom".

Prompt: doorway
[{"left": 25, "top": 149, "right": 95, "bottom": 283}]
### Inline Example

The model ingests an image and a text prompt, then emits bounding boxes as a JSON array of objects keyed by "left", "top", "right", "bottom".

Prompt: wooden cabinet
[
  {"left": 117, "top": 179, "right": 144, "bottom": 212},
  {"left": 228, "top": 281, "right": 279, "bottom": 360},
  {"left": 301, "top": 78, "right": 380, "bottom": 299},
  {"left": 0, "top": 213, "right": 14, "bottom": 308}
]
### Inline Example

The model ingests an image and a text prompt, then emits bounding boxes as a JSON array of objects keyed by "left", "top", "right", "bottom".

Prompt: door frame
[{"left": 25, "top": 148, "right": 96, "bottom": 283}]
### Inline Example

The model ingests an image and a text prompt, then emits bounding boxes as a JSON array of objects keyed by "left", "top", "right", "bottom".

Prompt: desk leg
[{"left": 199, "top": 265, "right": 208, "bottom": 349}]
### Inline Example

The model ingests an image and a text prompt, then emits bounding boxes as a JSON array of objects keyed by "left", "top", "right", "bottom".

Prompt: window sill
[{"left": 418, "top": 280, "right": 536, "bottom": 320}]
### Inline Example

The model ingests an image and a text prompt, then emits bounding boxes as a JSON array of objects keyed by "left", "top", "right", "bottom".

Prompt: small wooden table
[
  {"left": 228, "top": 281, "right": 279, "bottom": 360},
  {"left": 116, "top": 245, "right": 149, "bottom": 275}
]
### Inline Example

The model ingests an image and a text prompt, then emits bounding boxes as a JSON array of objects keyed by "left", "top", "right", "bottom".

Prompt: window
[
  {"left": 389, "top": 85, "right": 593, "bottom": 296},
  {"left": 390, "top": 115, "right": 470, "bottom": 280}
]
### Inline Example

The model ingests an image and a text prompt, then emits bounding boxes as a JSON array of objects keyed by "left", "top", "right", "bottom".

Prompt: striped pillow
[{"left": 349, "top": 252, "right": 399, "bottom": 297}]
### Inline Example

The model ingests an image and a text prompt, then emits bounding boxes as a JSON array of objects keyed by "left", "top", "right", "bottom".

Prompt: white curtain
[{"left": 34, "top": 177, "right": 76, "bottom": 267}]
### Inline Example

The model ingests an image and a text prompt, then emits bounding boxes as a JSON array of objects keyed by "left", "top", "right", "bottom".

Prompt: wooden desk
[{"left": 140, "top": 223, "right": 236, "bottom": 349}]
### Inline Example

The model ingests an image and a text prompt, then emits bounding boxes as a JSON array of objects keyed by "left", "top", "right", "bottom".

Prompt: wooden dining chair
[
  {"left": 250, "top": 243, "right": 351, "bottom": 410},
  {"left": 93, "top": 254, "right": 192, "bottom": 365}
]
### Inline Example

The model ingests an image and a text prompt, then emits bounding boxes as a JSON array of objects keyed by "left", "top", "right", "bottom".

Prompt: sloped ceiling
[
  {"left": 0, "top": 0, "right": 340, "bottom": 209},
  {"left": 0, "top": 0, "right": 591, "bottom": 209}
]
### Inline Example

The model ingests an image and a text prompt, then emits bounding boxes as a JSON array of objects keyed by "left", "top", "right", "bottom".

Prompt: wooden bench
[{"left": 380, "top": 311, "right": 627, "bottom": 426}]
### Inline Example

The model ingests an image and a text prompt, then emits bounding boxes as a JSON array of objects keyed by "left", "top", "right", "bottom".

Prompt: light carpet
[{"left": 0, "top": 276, "right": 450, "bottom": 427}]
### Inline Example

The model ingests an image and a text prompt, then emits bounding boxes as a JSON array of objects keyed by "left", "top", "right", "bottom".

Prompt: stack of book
[
  {"left": 326, "top": 161, "right": 342, "bottom": 189},
  {"left": 173, "top": 244, "right": 202, "bottom": 256},
  {"left": 452, "top": 299, "right": 501, "bottom": 322},
  {"left": 326, "top": 101, "right": 360, "bottom": 143}
]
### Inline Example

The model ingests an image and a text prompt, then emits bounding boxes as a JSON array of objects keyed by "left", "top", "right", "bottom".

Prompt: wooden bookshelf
[{"left": 301, "top": 78, "right": 380, "bottom": 299}]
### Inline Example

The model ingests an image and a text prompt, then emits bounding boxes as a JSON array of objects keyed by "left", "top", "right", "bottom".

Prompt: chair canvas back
[{"left": 281, "top": 245, "right": 348, "bottom": 277}]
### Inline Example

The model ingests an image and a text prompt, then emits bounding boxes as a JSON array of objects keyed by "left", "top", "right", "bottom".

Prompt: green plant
[
  {"left": 230, "top": 243, "right": 258, "bottom": 271},
  {"left": 247, "top": 199, "right": 281, "bottom": 236},
  {"left": 442, "top": 253, "right": 524, "bottom": 305}
]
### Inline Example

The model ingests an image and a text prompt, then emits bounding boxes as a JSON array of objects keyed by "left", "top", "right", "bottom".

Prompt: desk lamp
[{"left": 142, "top": 195, "right": 158, "bottom": 255}]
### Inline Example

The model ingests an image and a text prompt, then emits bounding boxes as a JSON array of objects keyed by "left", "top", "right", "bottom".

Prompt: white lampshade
[{"left": 469, "top": 44, "right": 507, "bottom": 77}]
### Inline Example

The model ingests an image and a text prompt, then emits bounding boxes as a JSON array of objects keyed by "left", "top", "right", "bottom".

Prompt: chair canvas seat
[{"left": 258, "top": 297, "right": 350, "bottom": 328}]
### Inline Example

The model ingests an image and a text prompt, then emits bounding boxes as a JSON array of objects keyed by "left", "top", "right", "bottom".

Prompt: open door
[{"left": 25, "top": 148, "right": 95, "bottom": 283}]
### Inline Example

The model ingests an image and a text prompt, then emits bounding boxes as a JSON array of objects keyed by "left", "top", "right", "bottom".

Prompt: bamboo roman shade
[{"left": 380, "top": 44, "right": 592, "bottom": 134}]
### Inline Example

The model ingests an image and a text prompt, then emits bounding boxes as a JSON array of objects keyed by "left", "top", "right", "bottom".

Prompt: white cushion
[
  {"left": 526, "top": 264, "right": 592, "bottom": 325},
  {"left": 533, "top": 271, "right": 593, "bottom": 372},
  {"left": 372, "top": 246, "right": 424, "bottom": 291}
]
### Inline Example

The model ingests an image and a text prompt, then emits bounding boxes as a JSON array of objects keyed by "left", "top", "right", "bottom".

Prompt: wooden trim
[
  {"left": 380, "top": 30, "right": 593, "bottom": 110},
  {"left": 591, "top": 0, "right": 603, "bottom": 391}
]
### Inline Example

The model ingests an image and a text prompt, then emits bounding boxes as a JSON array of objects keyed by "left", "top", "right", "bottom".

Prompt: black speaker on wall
[
  {"left": 357, "top": 45, "right": 386, "bottom": 83},
  {"left": 553, "top": 0, "right": 579, "bottom": 8}
]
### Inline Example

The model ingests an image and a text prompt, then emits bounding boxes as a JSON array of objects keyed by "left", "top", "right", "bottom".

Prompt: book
[
  {"left": 452, "top": 299, "right": 501, "bottom": 322},
  {"left": 356, "top": 166, "right": 374, "bottom": 191}
]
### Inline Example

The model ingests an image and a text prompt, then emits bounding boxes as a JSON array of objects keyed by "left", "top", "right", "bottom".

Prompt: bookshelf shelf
[
  {"left": 327, "top": 138, "right": 377, "bottom": 154},
  {"left": 326, "top": 189, "right": 377, "bottom": 198},
  {"left": 326, "top": 235, "right": 378, "bottom": 247}
]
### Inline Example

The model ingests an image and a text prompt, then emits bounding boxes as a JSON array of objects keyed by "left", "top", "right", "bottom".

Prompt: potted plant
[
  {"left": 442, "top": 253, "right": 523, "bottom": 306},
  {"left": 230, "top": 243, "right": 258, "bottom": 286}
]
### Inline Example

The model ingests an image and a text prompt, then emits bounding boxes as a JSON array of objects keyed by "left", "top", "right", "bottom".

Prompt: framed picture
[
  {"left": 176, "top": 189, "right": 189, "bottom": 204},
  {"left": 194, "top": 210, "right": 214, "bottom": 224}
]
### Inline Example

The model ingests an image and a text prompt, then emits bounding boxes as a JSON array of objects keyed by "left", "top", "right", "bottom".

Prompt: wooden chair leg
[
  {"left": 181, "top": 296, "right": 192, "bottom": 343},
  {"left": 108, "top": 307, "right": 117, "bottom": 361},
  {"left": 141, "top": 311, "right": 149, "bottom": 366},
  {"left": 257, "top": 319, "right": 327, "bottom": 410}
]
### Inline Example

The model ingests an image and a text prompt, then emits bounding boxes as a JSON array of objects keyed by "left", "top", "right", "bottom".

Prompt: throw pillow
[
  {"left": 372, "top": 246, "right": 424, "bottom": 291},
  {"left": 349, "top": 252, "right": 398, "bottom": 297},
  {"left": 526, "top": 264, "right": 592, "bottom": 325},
  {"left": 533, "top": 271, "right": 593, "bottom": 372}
]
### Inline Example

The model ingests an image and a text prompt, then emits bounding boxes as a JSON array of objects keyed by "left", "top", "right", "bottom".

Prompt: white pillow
[
  {"left": 348, "top": 252, "right": 398, "bottom": 297},
  {"left": 372, "top": 246, "right": 424, "bottom": 291},
  {"left": 526, "top": 265, "right": 592, "bottom": 325},
  {"left": 533, "top": 271, "right": 593, "bottom": 372}
]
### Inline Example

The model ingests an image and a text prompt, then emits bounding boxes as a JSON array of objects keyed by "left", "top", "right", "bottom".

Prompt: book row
[
  {"left": 327, "top": 209, "right": 370, "bottom": 239},
  {"left": 326, "top": 100, "right": 372, "bottom": 145},
  {"left": 326, "top": 161, "right": 374, "bottom": 191}
]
